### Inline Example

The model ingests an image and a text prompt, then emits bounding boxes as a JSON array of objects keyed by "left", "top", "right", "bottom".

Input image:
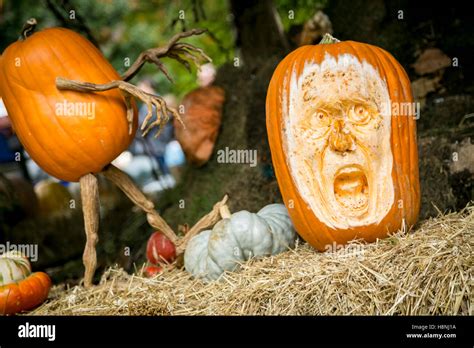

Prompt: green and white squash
[
  {"left": 0, "top": 251, "right": 31, "bottom": 285},
  {"left": 184, "top": 203, "right": 296, "bottom": 282}
]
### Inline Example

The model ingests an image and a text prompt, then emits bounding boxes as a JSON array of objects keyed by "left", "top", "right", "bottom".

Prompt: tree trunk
[
  {"left": 230, "top": 0, "right": 288, "bottom": 68},
  {"left": 158, "top": 0, "right": 288, "bottom": 228}
]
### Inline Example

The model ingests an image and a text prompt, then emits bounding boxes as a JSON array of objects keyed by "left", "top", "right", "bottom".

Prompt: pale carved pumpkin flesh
[{"left": 284, "top": 54, "right": 394, "bottom": 230}]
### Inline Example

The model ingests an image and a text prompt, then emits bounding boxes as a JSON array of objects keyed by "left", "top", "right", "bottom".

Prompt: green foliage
[
  {"left": 274, "top": 0, "right": 328, "bottom": 30},
  {"left": 0, "top": 0, "right": 235, "bottom": 98},
  {"left": 0, "top": 1, "right": 57, "bottom": 48},
  {"left": 0, "top": 0, "right": 323, "bottom": 97}
]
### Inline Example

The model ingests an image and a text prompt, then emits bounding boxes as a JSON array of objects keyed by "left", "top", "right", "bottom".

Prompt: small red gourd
[
  {"left": 143, "top": 265, "right": 163, "bottom": 278},
  {"left": 146, "top": 231, "right": 176, "bottom": 264}
]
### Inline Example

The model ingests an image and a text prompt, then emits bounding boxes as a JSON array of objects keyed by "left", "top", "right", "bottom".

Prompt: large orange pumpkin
[
  {"left": 266, "top": 38, "right": 420, "bottom": 251},
  {"left": 0, "top": 26, "right": 137, "bottom": 182}
]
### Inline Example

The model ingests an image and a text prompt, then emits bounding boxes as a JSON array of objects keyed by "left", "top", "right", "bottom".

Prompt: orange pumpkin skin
[
  {"left": 0, "top": 28, "right": 137, "bottom": 182},
  {"left": 0, "top": 272, "right": 51, "bottom": 315},
  {"left": 266, "top": 41, "right": 420, "bottom": 251}
]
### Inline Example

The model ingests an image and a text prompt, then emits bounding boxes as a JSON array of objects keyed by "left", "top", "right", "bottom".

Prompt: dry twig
[
  {"left": 31, "top": 206, "right": 473, "bottom": 315},
  {"left": 56, "top": 28, "right": 211, "bottom": 137},
  {"left": 54, "top": 28, "right": 216, "bottom": 287},
  {"left": 56, "top": 77, "right": 180, "bottom": 137},
  {"left": 101, "top": 164, "right": 178, "bottom": 244},
  {"left": 176, "top": 195, "right": 229, "bottom": 253}
]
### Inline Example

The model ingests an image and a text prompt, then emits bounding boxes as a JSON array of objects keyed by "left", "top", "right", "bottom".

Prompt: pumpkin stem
[
  {"left": 319, "top": 33, "right": 340, "bottom": 44},
  {"left": 20, "top": 18, "right": 37, "bottom": 40},
  {"left": 175, "top": 195, "right": 229, "bottom": 254},
  {"left": 219, "top": 205, "right": 232, "bottom": 219}
]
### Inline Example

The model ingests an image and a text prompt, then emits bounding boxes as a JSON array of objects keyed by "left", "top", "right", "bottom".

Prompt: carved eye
[
  {"left": 349, "top": 104, "right": 371, "bottom": 124},
  {"left": 312, "top": 110, "right": 331, "bottom": 127}
]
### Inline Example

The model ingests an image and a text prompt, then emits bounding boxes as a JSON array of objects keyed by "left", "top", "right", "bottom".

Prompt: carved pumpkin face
[
  {"left": 266, "top": 40, "right": 420, "bottom": 250},
  {"left": 287, "top": 54, "right": 394, "bottom": 229}
]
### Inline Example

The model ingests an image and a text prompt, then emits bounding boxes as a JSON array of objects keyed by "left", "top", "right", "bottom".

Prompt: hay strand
[{"left": 30, "top": 206, "right": 473, "bottom": 315}]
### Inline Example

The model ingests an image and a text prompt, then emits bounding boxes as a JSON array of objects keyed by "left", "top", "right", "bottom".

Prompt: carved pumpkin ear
[{"left": 266, "top": 37, "right": 420, "bottom": 251}]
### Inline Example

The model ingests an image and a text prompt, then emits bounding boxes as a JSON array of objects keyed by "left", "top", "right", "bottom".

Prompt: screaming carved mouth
[{"left": 333, "top": 165, "right": 369, "bottom": 212}]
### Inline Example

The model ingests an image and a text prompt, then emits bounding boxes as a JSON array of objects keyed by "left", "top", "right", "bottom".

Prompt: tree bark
[
  {"left": 159, "top": 0, "right": 287, "bottom": 229},
  {"left": 230, "top": 0, "right": 288, "bottom": 68}
]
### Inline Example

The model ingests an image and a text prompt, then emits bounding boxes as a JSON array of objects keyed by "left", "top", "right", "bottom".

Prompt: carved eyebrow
[
  {"left": 304, "top": 95, "right": 380, "bottom": 114},
  {"left": 308, "top": 99, "right": 339, "bottom": 112},
  {"left": 347, "top": 97, "right": 378, "bottom": 110}
]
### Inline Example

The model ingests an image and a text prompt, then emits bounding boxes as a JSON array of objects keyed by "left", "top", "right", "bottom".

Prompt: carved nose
[{"left": 329, "top": 120, "right": 355, "bottom": 153}]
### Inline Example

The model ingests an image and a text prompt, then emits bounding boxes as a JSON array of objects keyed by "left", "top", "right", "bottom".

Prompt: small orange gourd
[{"left": 0, "top": 252, "right": 51, "bottom": 315}]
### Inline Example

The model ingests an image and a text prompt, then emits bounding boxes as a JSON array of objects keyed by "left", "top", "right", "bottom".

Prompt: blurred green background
[{"left": 0, "top": 0, "right": 327, "bottom": 98}]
